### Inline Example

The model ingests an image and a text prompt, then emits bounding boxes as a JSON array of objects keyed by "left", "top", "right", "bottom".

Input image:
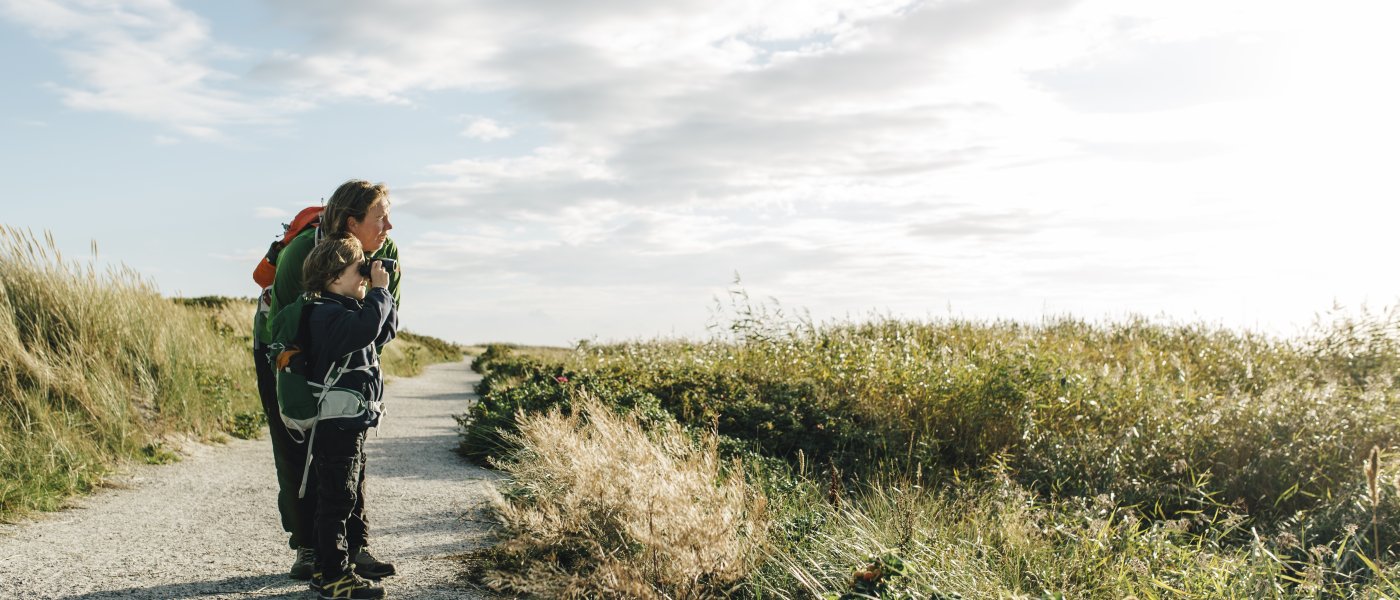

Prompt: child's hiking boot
[
  {"left": 317, "top": 571, "right": 386, "bottom": 600},
  {"left": 352, "top": 548, "right": 397, "bottom": 579},
  {"left": 290, "top": 547, "right": 316, "bottom": 580}
]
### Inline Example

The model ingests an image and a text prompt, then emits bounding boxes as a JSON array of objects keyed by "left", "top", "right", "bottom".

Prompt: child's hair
[{"left": 302, "top": 233, "right": 365, "bottom": 294}]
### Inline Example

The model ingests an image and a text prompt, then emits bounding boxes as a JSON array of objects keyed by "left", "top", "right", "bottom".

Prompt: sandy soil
[{"left": 0, "top": 358, "right": 500, "bottom": 600}]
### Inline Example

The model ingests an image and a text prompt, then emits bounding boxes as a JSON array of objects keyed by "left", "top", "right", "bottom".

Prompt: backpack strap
[
  {"left": 294, "top": 295, "right": 358, "bottom": 498},
  {"left": 296, "top": 422, "right": 317, "bottom": 498},
  {"left": 286, "top": 416, "right": 307, "bottom": 445},
  {"left": 296, "top": 351, "right": 355, "bottom": 499}
]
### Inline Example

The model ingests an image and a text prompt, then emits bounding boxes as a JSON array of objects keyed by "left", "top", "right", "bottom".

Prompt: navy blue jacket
[{"left": 306, "top": 288, "right": 398, "bottom": 430}]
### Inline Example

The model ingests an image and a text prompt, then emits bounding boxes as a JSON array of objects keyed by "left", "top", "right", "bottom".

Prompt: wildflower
[{"left": 555, "top": 376, "right": 569, "bottom": 383}]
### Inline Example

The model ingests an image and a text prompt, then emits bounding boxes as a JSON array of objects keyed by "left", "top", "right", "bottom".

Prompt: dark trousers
[
  {"left": 254, "top": 343, "right": 318, "bottom": 549},
  {"left": 313, "top": 426, "right": 369, "bottom": 578}
]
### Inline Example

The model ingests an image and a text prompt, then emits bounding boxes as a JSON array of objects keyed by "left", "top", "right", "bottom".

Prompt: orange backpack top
[{"left": 253, "top": 206, "right": 324, "bottom": 288}]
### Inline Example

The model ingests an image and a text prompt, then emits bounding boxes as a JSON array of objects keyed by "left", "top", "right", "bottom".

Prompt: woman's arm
[
  {"left": 269, "top": 230, "right": 315, "bottom": 316},
  {"left": 373, "top": 238, "right": 402, "bottom": 309},
  {"left": 370, "top": 240, "right": 401, "bottom": 352}
]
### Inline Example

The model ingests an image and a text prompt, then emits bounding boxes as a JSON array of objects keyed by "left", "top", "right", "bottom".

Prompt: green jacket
[{"left": 254, "top": 227, "right": 402, "bottom": 345}]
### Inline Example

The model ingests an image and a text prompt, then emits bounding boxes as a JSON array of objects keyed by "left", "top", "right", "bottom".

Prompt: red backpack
[{"left": 253, "top": 206, "right": 324, "bottom": 288}]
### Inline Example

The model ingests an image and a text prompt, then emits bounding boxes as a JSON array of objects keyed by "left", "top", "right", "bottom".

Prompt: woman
[{"left": 251, "top": 179, "right": 401, "bottom": 582}]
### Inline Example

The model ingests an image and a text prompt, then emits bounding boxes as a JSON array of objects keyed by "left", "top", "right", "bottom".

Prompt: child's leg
[
  {"left": 346, "top": 442, "right": 368, "bottom": 552},
  {"left": 312, "top": 427, "right": 366, "bottom": 578},
  {"left": 345, "top": 440, "right": 397, "bottom": 579}
]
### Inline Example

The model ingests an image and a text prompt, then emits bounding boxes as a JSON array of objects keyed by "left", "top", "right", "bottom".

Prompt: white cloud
[
  {"left": 400, "top": 145, "right": 619, "bottom": 217},
  {"left": 11, "top": 0, "right": 1399, "bottom": 342},
  {"left": 0, "top": 0, "right": 303, "bottom": 139},
  {"left": 462, "top": 117, "right": 513, "bottom": 141},
  {"left": 252, "top": 0, "right": 919, "bottom": 103},
  {"left": 210, "top": 247, "right": 267, "bottom": 262},
  {"left": 368, "top": 0, "right": 1400, "bottom": 342},
  {"left": 343, "top": 0, "right": 1093, "bottom": 223},
  {"left": 254, "top": 206, "right": 291, "bottom": 219}
]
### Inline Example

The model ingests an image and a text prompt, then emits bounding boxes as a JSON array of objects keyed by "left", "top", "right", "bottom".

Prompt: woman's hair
[
  {"left": 321, "top": 179, "right": 389, "bottom": 238},
  {"left": 302, "top": 233, "right": 365, "bottom": 294}
]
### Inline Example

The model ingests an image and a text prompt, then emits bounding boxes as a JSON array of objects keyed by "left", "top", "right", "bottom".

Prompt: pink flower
[{"left": 555, "top": 376, "right": 569, "bottom": 383}]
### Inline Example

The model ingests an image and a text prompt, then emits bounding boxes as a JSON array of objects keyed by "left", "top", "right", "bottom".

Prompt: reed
[{"left": 1367, "top": 445, "right": 1383, "bottom": 565}]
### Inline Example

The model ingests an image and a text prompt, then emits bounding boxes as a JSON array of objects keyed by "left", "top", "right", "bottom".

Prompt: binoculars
[{"left": 358, "top": 258, "right": 397, "bottom": 278}]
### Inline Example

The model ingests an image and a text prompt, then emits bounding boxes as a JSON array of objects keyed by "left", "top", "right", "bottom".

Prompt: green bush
[
  {"left": 457, "top": 360, "right": 571, "bottom": 463},
  {"left": 460, "top": 298, "right": 1400, "bottom": 573}
]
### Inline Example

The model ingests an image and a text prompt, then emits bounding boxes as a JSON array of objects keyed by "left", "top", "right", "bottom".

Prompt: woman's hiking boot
[
  {"left": 317, "top": 571, "right": 386, "bottom": 599},
  {"left": 290, "top": 547, "right": 316, "bottom": 580},
  {"left": 351, "top": 548, "right": 397, "bottom": 579}
]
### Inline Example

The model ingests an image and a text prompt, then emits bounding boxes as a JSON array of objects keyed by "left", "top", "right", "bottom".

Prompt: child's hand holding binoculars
[{"left": 368, "top": 260, "right": 391, "bottom": 290}]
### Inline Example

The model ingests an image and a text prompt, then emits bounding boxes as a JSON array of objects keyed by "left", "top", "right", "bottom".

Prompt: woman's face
[
  {"left": 328, "top": 261, "right": 367, "bottom": 300},
  {"left": 347, "top": 199, "right": 393, "bottom": 254}
]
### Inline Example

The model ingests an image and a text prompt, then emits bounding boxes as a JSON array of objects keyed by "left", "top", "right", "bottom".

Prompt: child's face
[{"left": 327, "top": 261, "right": 367, "bottom": 300}]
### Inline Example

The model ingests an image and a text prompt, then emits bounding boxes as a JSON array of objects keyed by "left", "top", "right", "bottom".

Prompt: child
[{"left": 299, "top": 233, "right": 399, "bottom": 599}]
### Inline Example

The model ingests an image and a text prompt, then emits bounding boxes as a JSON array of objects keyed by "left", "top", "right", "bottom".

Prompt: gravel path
[{"left": 0, "top": 358, "right": 499, "bottom": 600}]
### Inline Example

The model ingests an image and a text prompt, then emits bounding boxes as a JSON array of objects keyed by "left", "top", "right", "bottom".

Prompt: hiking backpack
[
  {"left": 253, "top": 206, "right": 323, "bottom": 289},
  {"left": 266, "top": 293, "right": 381, "bottom": 497},
  {"left": 252, "top": 206, "right": 323, "bottom": 343}
]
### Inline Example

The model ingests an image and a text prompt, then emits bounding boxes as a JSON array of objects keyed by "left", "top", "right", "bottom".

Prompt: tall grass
[
  {"left": 0, "top": 228, "right": 472, "bottom": 523},
  {"left": 381, "top": 330, "right": 467, "bottom": 378},
  {"left": 461, "top": 294, "right": 1400, "bottom": 597},
  {"left": 482, "top": 395, "right": 769, "bottom": 598},
  {"left": 0, "top": 227, "right": 466, "bottom": 522},
  {"left": 0, "top": 228, "right": 261, "bottom": 520},
  {"left": 754, "top": 473, "right": 1400, "bottom": 599}
]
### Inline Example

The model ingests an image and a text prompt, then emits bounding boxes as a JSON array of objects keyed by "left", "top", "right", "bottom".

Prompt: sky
[{"left": 2, "top": 0, "right": 1398, "bottom": 346}]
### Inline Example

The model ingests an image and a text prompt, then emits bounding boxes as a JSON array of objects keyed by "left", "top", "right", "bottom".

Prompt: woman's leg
[{"left": 255, "top": 343, "right": 317, "bottom": 552}]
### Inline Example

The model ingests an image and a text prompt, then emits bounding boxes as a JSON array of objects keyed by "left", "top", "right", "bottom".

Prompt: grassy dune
[
  {"left": 383, "top": 330, "right": 469, "bottom": 378},
  {"left": 0, "top": 228, "right": 463, "bottom": 521},
  {"left": 0, "top": 229, "right": 263, "bottom": 520},
  {"left": 462, "top": 296, "right": 1400, "bottom": 598}
]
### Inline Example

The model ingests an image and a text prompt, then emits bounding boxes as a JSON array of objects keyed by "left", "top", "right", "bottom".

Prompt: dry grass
[
  {"left": 483, "top": 394, "right": 769, "bottom": 599},
  {"left": 0, "top": 227, "right": 467, "bottom": 521},
  {"left": 0, "top": 228, "right": 259, "bottom": 520}
]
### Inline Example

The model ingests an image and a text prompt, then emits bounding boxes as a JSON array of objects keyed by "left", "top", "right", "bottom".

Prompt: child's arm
[
  {"left": 312, "top": 290, "right": 395, "bottom": 359},
  {"left": 374, "top": 296, "right": 398, "bottom": 348},
  {"left": 366, "top": 259, "right": 397, "bottom": 349}
]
